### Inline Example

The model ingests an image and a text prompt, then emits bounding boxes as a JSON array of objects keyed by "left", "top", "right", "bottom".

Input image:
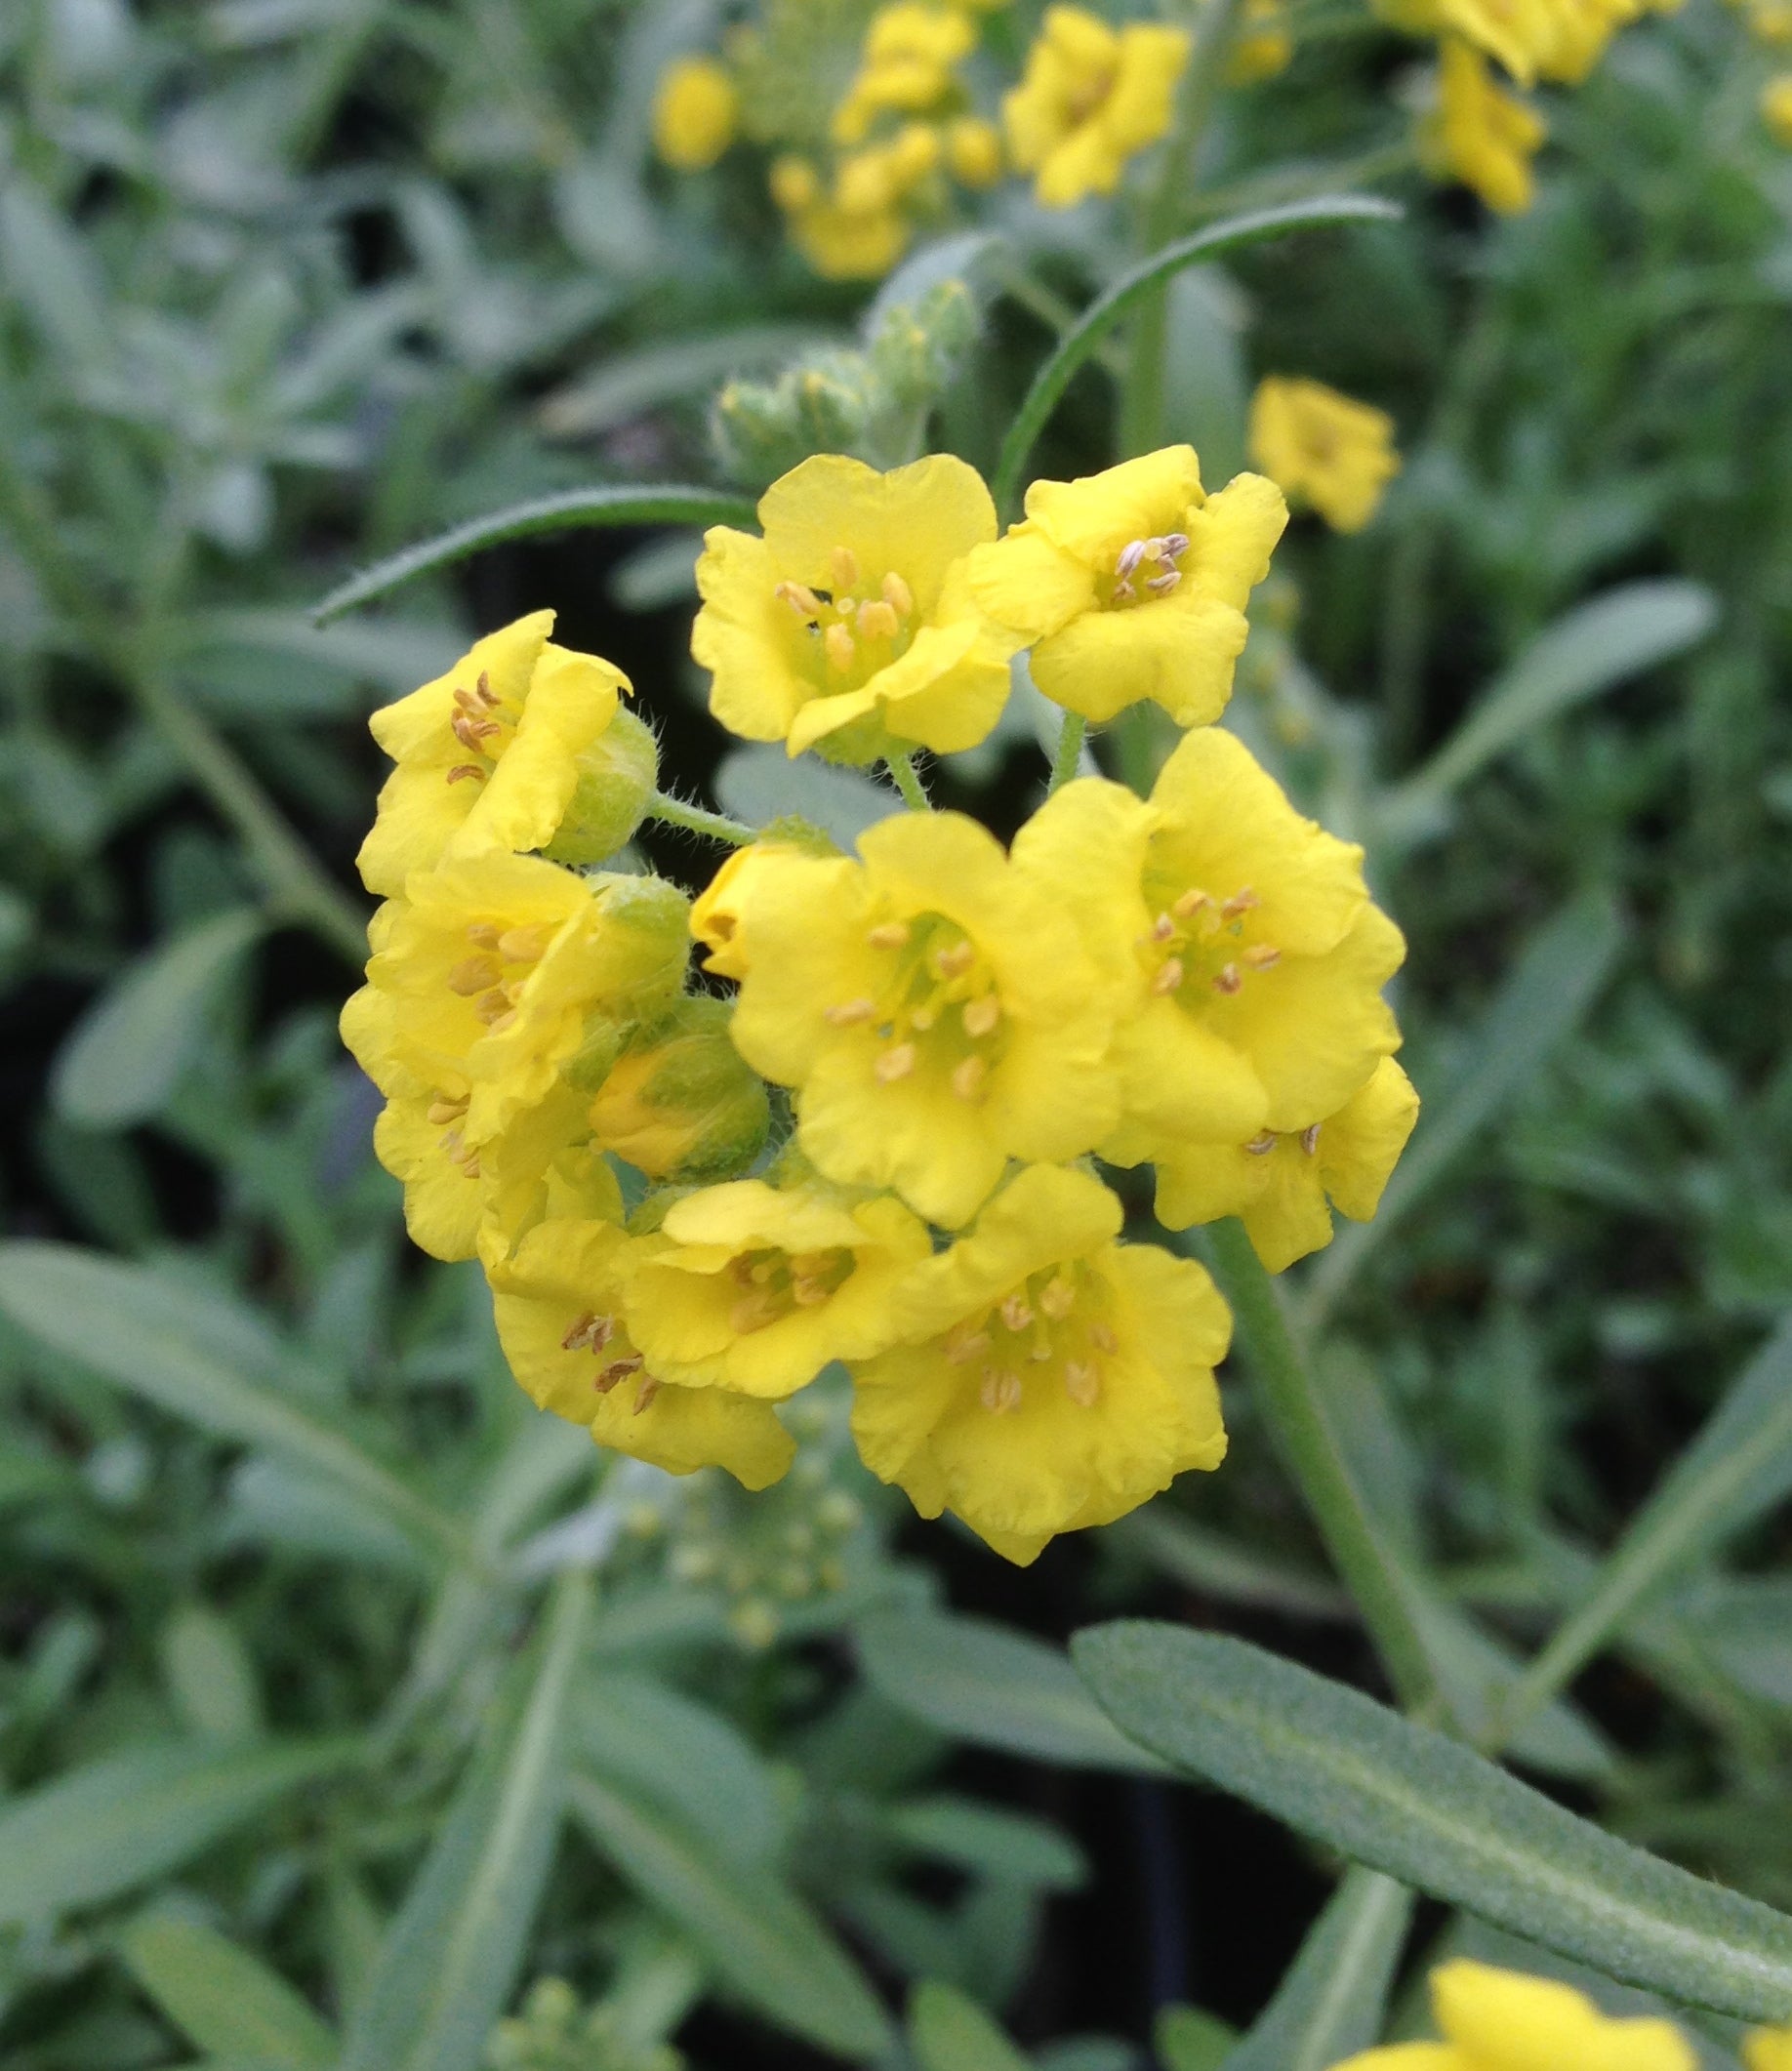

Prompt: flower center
[
  {"left": 561, "top": 1308, "right": 661, "bottom": 1415},
  {"left": 726, "top": 1246, "right": 856, "bottom": 1332},
  {"left": 1138, "top": 882, "right": 1282, "bottom": 1002},
  {"left": 824, "top": 911, "right": 1005, "bottom": 1102},
  {"left": 444, "top": 917, "right": 552, "bottom": 1034},
  {"left": 1109, "top": 532, "right": 1190, "bottom": 608},
  {"left": 776, "top": 544, "right": 917, "bottom": 697},
  {"left": 443, "top": 669, "right": 519, "bottom": 787},
  {"left": 944, "top": 1262, "right": 1119, "bottom": 1412}
]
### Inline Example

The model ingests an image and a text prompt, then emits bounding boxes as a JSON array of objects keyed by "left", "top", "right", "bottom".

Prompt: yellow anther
[
  {"left": 998, "top": 1293, "right": 1033, "bottom": 1332},
  {"left": 729, "top": 1293, "right": 783, "bottom": 1334},
  {"left": 1213, "top": 962, "right": 1242, "bottom": 995},
  {"left": 824, "top": 622, "right": 856, "bottom": 671},
  {"left": 561, "top": 1311, "right": 613, "bottom": 1353},
  {"left": 881, "top": 570, "right": 914, "bottom": 617},
  {"left": 1245, "top": 1131, "right": 1278, "bottom": 1156},
  {"left": 1064, "top": 1360, "right": 1101, "bottom": 1407},
  {"left": 475, "top": 670, "right": 500, "bottom": 707},
  {"left": 775, "top": 579, "right": 824, "bottom": 619},
  {"left": 448, "top": 955, "right": 501, "bottom": 995},
  {"left": 1221, "top": 887, "right": 1259, "bottom": 918},
  {"left": 875, "top": 1041, "right": 916, "bottom": 1083},
  {"left": 1172, "top": 887, "right": 1211, "bottom": 919},
  {"left": 594, "top": 1353, "right": 643, "bottom": 1394},
  {"left": 825, "top": 997, "right": 877, "bottom": 1025},
  {"left": 445, "top": 764, "right": 485, "bottom": 784},
  {"left": 962, "top": 994, "right": 1000, "bottom": 1036},
  {"left": 945, "top": 1326, "right": 992, "bottom": 1364},
  {"left": 632, "top": 1375, "right": 661, "bottom": 1415},
  {"left": 474, "top": 989, "right": 512, "bottom": 1024},
  {"left": 498, "top": 925, "right": 550, "bottom": 963},
  {"left": 458, "top": 1154, "right": 481, "bottom": 1179},
  {"left": 831, "top": 545, "right": 860, "bottom": 593},
  {"left": 951, "top": 1054, "right": 988, "bottom": 1102},
  {"left": 1039, "top": 1275, "right": 1076, "bottom": 1320},
  {"left": 1301, "top": 1123, "right": 1322, "bottom": 1156},
  {"left": 934, "top": 939, "right": 975, "bottom": 979},
  {"left": 1242, "top": 944, "right": 1282, "bottom": 969},
  {"left": 1151, "top": 914, "right": 1176, "bottom": 942},
  {"left": 856, "top": 598, "right": 900, "bottom": 641},
  {"left": 426, "top": 1096, "right": 468, "bottom": 1126},
  {"left": 980, "top": 1367, "right": 1023, "bottom": 1413},
  {"left": 466, "top": 922, "right": 501, "bottom": 949},
  {"left": 1152, "top": 957, "right": 1185, "bottom": 995},
  {"left": 867, "top": 919, "right": 911, "bottom": 950},
  {"left": 1089, "top": 1323, "right": 1119, "bottom": 1353},
  {"left": 791, "top": 1276, "right": 832, "bottom": 1308}
]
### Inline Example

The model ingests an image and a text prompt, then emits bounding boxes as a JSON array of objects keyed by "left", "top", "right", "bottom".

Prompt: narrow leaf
[
  {"left": 991, "top": 196, "right": 1402, "bottom": 517},
  {"left": 0, "top": 1241, "right": 468, "bottom": 1565},
  {"left": 1073, "top": 1624, "right": 1792, "bottom": 2020},
  {"left": 856, "top": 1608, "right": 1163, "bottom": 1773},
  {"left": 339, "top": 1572, "right": 591, "bottom": 2071},
  {"left": 52, "top": 911, "right": 264, "bottom": 1128},
  {"left": 1301, "top": 892, "right": 1625, "bottom": 1324},
  {"left": 0, "top": 1738, "right": 360, "bottom": 1925},
  {"left": 1384, "top": 582, "right": 1718, "bottom": 835},
  {"left": 567, "top": 1768, "right": 893, "bottom": 2060},
  {"left": 122, "top": 1914, "right": 336, "bottom": 2067},
  {"left": 312, "top": 484, "right": 759, "bottom": 622},
  {"left": 1219, "top": 1869, "right": 1412, "bottom": 2071},
  {"left": 909, "top": 1980, "right": 1032, "bottom": 2071}
]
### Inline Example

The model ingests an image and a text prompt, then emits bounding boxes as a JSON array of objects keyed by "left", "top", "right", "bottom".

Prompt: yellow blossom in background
[
  {"left": 1746, "top": 2024, "right": 1792, "bottom": 2071},
  {"left": 355, "top": 612, "right": 631, "bottom": 899},
  {"left": 833, "top": 4, "right": 976, "bottom": 144},
  {"left": 1421, "top": 40, "right": 1546, "bottom": 214},
  {"left": 946, "top": 113, "right": 1004, "bottom": 185},
  {"left": 1229, "top": 0, "right": 1294, "bottom": 82},
  {"left": 1003, "top": 6, "right": 1190, "bottom": 207},
  {"left": 490, "top": 1216, "right": 795, "bottom": 1486},
  {"left": 652, "top": 56, "right": 739, "bottom": 171},
  {"left": 1765, "top": 72, "right": 1792, "bottom": 140},
  {"left": 692, "top": 452, "right": 1017, "bottom": 761},
  {"left": 1750, "top": 0, "right": 1792, "bottom": 43},
  {"left": 968, "top": 444, "right": 1286, "bottom": 726},
  {"left": 1249, "top": 378, "right": 1402, "bottom": 534},
  {"left": 626, "top": 1179, "right": 931, "bottom": 1394},
  {"left": 1327, "top": 1959, "right": 1695, "bottom": 2071},
  {"left": 724, "top": 809, "right": 1124, "bottom": 1227},
  {"left": 1153, "top": 1055, "right": 1419, "bottom": 1269},
  {"left": 848, "top": 1164, "right": 1230, "bottom": 1563}
]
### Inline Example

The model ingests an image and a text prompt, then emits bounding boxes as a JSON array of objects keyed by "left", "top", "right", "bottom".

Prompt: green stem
[
  {"left": 1046, "top": 711, "right": 1087, "bottom": 794},
  {"left": 885, "top": 750, "right": 931, "bottom": 811},
  {"left": 1117, "top": 0, "right": 1247, "bottom": 460},
  {"left": 1199, "top": 1219, "right": 1452, "bottom": 1724},
  {"left": 645, "top": 791, "right": 758, "bottom": 846},
  {"left": 1190, "top": 140, "right": 1418, "bottom": 225}
]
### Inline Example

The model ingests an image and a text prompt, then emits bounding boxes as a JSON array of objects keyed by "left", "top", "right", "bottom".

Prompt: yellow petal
[
  {"left": 693, "top": 526, "right": 812, "bottom": 743},
  {"left": 965, "top": 524, "right": 1094, "bottom": 641},
  {"left": 1319, "top": 1056, "right": 1419, "bottom": 1220},
  {"left": 1431, "top": 1960, "right": 1696, "bottom": 2071},
  {"left": 1240, "top": 1142, "right": 1337, "bottom": 1272},
  {"left": 1149, "top": 1137, "right": 1272, "bottom": 1231},
  {"left": 373, "top": 1097, "right": 484, "bottom": 1261},
  {"left": 757, "top": 452, "right": 997, "bottom": 617},
  {"left": 1023, "top": 446, "right": 1204, "bottom": 564},
  {"left": 1030, "top": 590, "right": 1248, "bottom": 725},
  {"left": 1182, "top": 470, "right": 1288, "bottom": 610}
]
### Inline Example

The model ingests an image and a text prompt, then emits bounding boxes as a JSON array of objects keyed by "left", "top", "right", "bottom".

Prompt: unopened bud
[
  {"left": 590, "top": 995, "right": 769, "bottom": 1182},
  {"left": 543, "top": 707, "right": 659, "bottom": 866}
]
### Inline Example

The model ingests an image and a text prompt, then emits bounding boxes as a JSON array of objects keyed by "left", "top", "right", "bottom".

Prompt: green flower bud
[
  {"left": 591, "top": 995, "right": 770, "bottom": 1182},
  {"left": 543, "top": 707, "right": 659, "bottom": 866}
]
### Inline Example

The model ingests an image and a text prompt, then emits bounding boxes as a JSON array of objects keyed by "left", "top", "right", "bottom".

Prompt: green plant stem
[
  {"left": 1190, "top": 141, "right": 1418, "bottom": 224},
  {"left": 1199, "top": 1219, "right": 1451, "bottom": 1724},
  {"left": 1046, "top": 711, "right": 1087, "bottom": 793},
  {"left": 1117, "top": 0, "right": 1248, "bottom": 460},
  {"left": 645, "top": 791, "right": 758, "bottom": 846},
  {"left": 885, "top": 750, "right": 931, "bottom": 810}
]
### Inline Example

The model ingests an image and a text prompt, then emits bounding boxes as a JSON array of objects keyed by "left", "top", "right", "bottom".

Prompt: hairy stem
[
  {"left": 1046, "top": 711, "right": 1087, "bottom": 794},
  {"left": 645, "top": 791, "right": 759, "bottom": 847},
  {"left": 885, "top": 749, "right": 931, "bottom": 810}
]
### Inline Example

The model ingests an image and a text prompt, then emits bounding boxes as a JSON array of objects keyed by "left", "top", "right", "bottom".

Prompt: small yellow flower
[
  {"left": 691, "top": 838, "right": 831, "bottom": 982},
  {"left": 1765, "top": 72, "right": 1792, "bottom": 142},
  {"left": 968, "top": 445, "right": 1286, "bottom": 727},
  {"left": 588, "top": 996, "right": 770, "bottom": 1182},
  {"left": 1014, "top": 734, "right": 1404, "bottom": 1154},
  {"left": 848, "top": 1164, "right": 1230, "bottom": 1563},
  {"left": 1229, "top": 0, "right": 1294, "bottom": 82},
  {"left": 1152, "top": 1056, "right": 1420, "bottom": 1270},
  {"left": 1327, "top": 1959, "right": 1695, "bottom": 2071},
  {"left": 355, "top": 612, "right": 631, "bottom": 899},
  {"left": 833, "top": 4, "right": 976, "bottom": 145},
  {"left": 489, "top": 1217, "right": 794, "bottom": 1487},
  {"left": 725, "top": 809, "right": 1125, "bottom": 1227},
  {"left": 1249, "top": 378, "right": 1402, "bottom": 534},
  {"left": 946, "top": 114, "right": 1005, "bottom": 186},
  {"left": 652, "top": 57, "right": 739, "bottom": 171},
  {"left": 1003, "top": 6, "right": 1191, "bottom": 208},
  {"left": 1750, "top": 0, "right": 1792, "bottom": 45},
  {"left": 1746, "top": 2023, "right": 1792, "bottom": 2071},
  {"left": 626, "top": 1178, "right": 932, "bottom": 1396},
  {"left": 1420, "top": 40, "right": 1546, "bottom": 215},
  {"left": 692, "top": 452, "right": 1017, "bottom": 763}
]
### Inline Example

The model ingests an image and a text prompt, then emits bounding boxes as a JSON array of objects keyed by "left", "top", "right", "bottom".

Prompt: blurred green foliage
[{"left": 2, "top": 0, "right": 1792, "bottom": 2066}]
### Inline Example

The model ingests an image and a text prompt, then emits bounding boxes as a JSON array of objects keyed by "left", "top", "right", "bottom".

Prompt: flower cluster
[{"left": 343, "top": 444, "right": 1416, "bottom": 1563}]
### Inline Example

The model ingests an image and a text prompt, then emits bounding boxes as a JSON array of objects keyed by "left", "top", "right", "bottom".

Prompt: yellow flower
[
  {"left": 1249, "top": 378, "right": 1402, "bottom": 534},
  {"left": 625, "top": 1179, "right": 932, "bottom": 1395},
  {"left": 489, "top": 1217, "right": 794, "bottom": 1487},
  {"left": 588, "top": 997, "right": 771, "bottom": 1182},
  {"left": 355, "top": 612, "right": 632, "bottom": 899},
  {"left": 691, "top": 838, "right": 831, "bottom": 982},
  {"left": 1015, "top": 735, "right": 1404, "bottom": 1153},
  {"left": 1152, "top": 1057, "right": 1420, "bottom": 1270},
  {"left": 833, "top": 4, "right": 976, "bottom": 145},
  {"left": 652, "top": 57, "right": 739, "bottom": 171},
  {"left": 1746, "top": 2024, "right": 1792, "bottom": 2071},
  {"left": 1229, "top": 0, "right": 1294, "bottom": 81},
  {"left": 946, "top": 114, "right": 1004, "bottom": 186},
  {"left": 1420, "top": 41, "right": 1546, "bottom": 215},
  {"left": 1751, "top": 0, "right": 1792, "bottom": 45},
  {"left": 726, "top": 809, "right": 1124, "bottom": 1227},
  {"left": 968, "top": 445, "right": 1286, "bottom": 728},
  {"left": 847, "top": 1165, "right": 1230, "bottom": 1563},
  {"left": 1327, "top": 1959, "right": 1695, "bottom": 2071},
  {"left": 1003, "top": 7, "right": 1191, "bottom": 208},
  {"left": 1765, "top": 73, "right": 1792, "bottom": 142},
  {"left": 692, "top": 452, "right": 1017, "bottom": 762}
]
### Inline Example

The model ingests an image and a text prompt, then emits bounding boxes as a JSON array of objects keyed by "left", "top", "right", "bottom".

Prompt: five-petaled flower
[
  {"left": 1249, "top": 377, "right": 1403, "bottom": 535},
  {"left": 1003, "top": 6, "right": 1190, "bottom": 207}
]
